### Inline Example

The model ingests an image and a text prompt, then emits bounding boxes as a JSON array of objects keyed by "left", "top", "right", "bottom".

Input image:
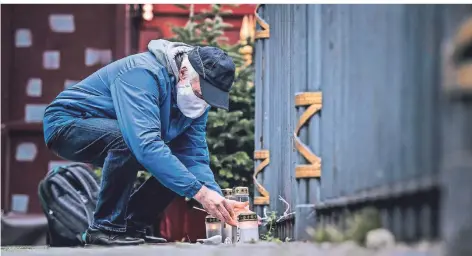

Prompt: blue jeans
[{"left": 47, "top": 117, "right": 176, "bottom": 233}]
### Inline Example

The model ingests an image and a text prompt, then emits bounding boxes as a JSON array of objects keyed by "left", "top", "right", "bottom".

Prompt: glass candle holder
[
  {"left": 222, "top": 188, "right": 233, "bottom": 199},
  {"left": 233, "top": 186, "right": 251, "bottom": 243},
  {"left": 233, "top": 186, "right": 250, "bottom": 205},
  {"left": 221, "top": 189, "right": 234, "bottom": 243},
  {"left": 205, "top": 215, "right": 222, "bottom": 240},
  {"left": 238, "top": 212, "right": 259, "bottom": 243},
  {"left": 231, "top": 224, "right": 238, "bottom": 244}
]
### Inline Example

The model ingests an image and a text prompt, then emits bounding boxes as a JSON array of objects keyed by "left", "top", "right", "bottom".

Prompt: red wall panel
[{"left": 1, "top": 4, "right": 128, "bottom": 214}]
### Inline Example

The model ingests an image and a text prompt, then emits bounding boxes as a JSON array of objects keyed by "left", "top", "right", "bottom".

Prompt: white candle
[
  {"left": 233, "top": 187, "right": 251, "bottom": 206},
  {"left": 233, "top": 186, "right": 252, "bottom": 242},
  {"left": 205, "top": 215, "right": 222, "bottom": 241},
  {"left": 222, "top": 188, "right": 235, "bottom": 243},
  {"left": 237, "top": 212, "right": 259, "bottom": 243}
]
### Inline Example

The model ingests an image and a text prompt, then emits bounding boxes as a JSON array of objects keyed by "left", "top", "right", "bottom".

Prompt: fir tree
[{"left": 170, "top": 4, "right": 255, "bottom": 190}]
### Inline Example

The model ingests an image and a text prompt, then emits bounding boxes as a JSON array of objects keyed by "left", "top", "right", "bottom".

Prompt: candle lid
[
  {"left": 234, "top": 186, "right": 249, "bottom": 195},
  {"left": 238, "top": 212, "right": 258, "bottom": 222},
  {"left": 222, "top": 188, "right": 233, "bottom": 197},
  {"left": 205, "top": 215, "right": 221, "bottom": 223}
]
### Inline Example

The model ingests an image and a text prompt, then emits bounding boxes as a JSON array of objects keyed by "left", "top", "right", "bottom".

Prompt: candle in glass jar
[
  {"left": 205, "top": 215, "right": 222, "bottom": 241},
  {"left": 233, "top": 186, "right": 251, "bottom": 243},
  {"left": 238, "top": 212, "right": 259, "bottom": 243},
  {"left": 221, "top": 189, "right": 234, "bottom": 243},
  {"left": 233, "top": 186, "right": 250, "bottom": 206},
  {"left": 222, "top": 188, "right": 233, "bottom": 199},
  {"left": 232, "top": 224, "right": 238, "bottom": 244}
]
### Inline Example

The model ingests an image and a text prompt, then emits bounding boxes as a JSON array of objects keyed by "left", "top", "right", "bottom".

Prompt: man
[{"left": 43, "top": 39, "right": 248, "bottom": 246}]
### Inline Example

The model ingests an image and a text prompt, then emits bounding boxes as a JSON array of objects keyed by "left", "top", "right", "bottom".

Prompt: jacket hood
[{"left": 147, "top": 39, "right": 194, "bottom": 79}]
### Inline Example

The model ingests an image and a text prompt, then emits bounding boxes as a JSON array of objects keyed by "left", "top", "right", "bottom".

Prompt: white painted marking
[
  {"left": 43, "top": 50, "right": 60, "bottom": 70},
  {"left": 15, "top": 142, "right": 38, "bottom": 162},
  {"left": 26, "top": 78, "right": 42, "bottom": 97},
  {"left": 49, "top": 14, "right": 75, "bottom": 33},
  {"left": 15, "top": 29, "right": 32, "bottom": 48},
  {"left": 85, "top": 48, "right": 112, "bottom": 66},
  {"left": 11, "top": 194, "right": 29, "bottom": 213},
  {"left": 25, "top": 104, "right": 47, "bottom": 123}
]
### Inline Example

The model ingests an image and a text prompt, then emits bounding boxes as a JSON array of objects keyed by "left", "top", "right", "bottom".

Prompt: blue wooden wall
[{"left": 253, "top": 4, "right": 472, "bottom": 244}]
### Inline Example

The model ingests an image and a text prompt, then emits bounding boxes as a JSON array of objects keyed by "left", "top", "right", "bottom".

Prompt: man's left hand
[
  {"left": 225, "top": 200, "right": 249, "bottom": 217},
  {"left": 225, "top": 200, "right": 262, "bottom": 226}
]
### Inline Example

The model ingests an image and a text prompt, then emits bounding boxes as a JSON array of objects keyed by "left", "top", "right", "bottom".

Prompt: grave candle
[
  {"left": 233, "top": 186, "right": 251, "bottom": 206},
  {"left": 205, "top": 215, "right": 222, "bottom": 241},
  {"left": 233, "top": 186, "right": 251, "bottom": 243},
  {"left": 238, "top": 212, "right": 259, "bottom": 243},
  {"left": 221, "top": 188, "right": 234, "bottom": 243}
]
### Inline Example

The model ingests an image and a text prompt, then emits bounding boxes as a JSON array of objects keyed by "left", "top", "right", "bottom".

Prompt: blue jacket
[{"left": 43, "top": 41, "right": 222, "bottom": 199}]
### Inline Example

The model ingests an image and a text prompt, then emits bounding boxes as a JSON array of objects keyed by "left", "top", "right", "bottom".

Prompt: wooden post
[
  {"left": 253, "top": 4, "right": 270, "bottom": 218},
  {"left": 294, "top": 92, "right": 322, "bottom": 241}
]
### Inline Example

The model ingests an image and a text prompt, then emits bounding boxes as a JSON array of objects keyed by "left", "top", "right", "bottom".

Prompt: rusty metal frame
[
  {"left": 452, "top": 17, "right": 472, "bottom": 91},
  {"left": 254, "top": 4, "right": 270, "bottom": 40},
  {"left": 294, "top": 92, "right": 322, "bottom": 179},
  {"left": 253, "top": 150, "right": 270, "bottom": 205}
]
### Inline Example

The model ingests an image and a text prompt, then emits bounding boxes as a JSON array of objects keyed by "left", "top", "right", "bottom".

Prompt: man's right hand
[{"left": 193, "top": 186, "right": 238, "bottom": 226}]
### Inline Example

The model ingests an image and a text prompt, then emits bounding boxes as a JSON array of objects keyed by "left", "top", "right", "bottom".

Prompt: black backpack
[{"left": 38, "top": 163, "right": 100, "bottom": 247}]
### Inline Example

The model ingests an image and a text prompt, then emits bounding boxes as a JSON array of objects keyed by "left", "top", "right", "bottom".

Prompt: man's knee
[
  {"left": 107, "top": 135, "right": 129, "bottom": 152},
  {"left": 47, "top": 118, "right": 126, "bottom": 165},
  {"left": 104, "top": 138, "right": 143, "bottom": 170}
]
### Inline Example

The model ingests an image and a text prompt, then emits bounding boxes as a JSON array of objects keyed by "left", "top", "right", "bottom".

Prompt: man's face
[
  {"left": 189, "top": 78, "right": 203, "bottom": 100},
  {"left": 178, "top": 66, "right": 204, "bottom": 100}
]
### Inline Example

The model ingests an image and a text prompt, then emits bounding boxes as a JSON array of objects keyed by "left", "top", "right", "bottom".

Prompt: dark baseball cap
[{"left": 188, "top": 46, "right": 235, "bottom": 110}]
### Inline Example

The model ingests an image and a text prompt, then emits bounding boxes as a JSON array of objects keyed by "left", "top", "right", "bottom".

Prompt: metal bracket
[
  {"left": 452, "top": 17, "right": 472, "bottom": 64},
  {"left": 294, "top": 92, "right": 322, "bottom": 179},
  {"left": 446, "top": 17, "right": 472, "bottom": 99},
  {"left": 253, "top": 149, "right": 270, "bottom": 205},
  {"left": 254, "top": 4, "right": 270, "bottom": 40}
]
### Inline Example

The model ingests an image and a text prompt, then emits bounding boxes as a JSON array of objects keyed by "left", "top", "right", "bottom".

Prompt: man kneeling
[{"left": 43, "top": 40, "right": 247, "bottom": 246}]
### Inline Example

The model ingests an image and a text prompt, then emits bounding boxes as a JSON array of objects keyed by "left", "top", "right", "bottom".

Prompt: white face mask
[{"left": 176, "top": 81, "right": 209, "bottom": 119}]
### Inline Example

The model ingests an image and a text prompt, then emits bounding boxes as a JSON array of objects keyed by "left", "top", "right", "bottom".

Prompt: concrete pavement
[{"left": 1, "top": 241, "right": 443, "bottom": 256}]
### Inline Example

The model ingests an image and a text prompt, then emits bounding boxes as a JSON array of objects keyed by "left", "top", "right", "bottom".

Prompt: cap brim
[{"left": 200, "top": 78, "right": 230, "bottom": 111}]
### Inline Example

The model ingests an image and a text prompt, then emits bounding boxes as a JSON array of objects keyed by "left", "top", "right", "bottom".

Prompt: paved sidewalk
[{"left": 1, "top": 242, "right": 443, "bottom": 256}]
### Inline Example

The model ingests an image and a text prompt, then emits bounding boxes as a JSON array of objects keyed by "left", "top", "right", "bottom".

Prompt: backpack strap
[
  {"left": 48, "top": 174, "right": 90, "bottom": 228},
  {"left": 64, "top": 165, "right": 99, "bottom": 201}
]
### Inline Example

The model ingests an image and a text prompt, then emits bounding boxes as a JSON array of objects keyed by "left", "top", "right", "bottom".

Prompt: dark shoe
[
  {"left": 83, "top": 227, "right": 145, "bottom": 246},
  {"left": 129, "top": 231, "right": 167, "bottom": 244}
]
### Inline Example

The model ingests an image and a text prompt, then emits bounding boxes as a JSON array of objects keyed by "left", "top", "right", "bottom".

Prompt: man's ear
[{"left": 179, "top": 66, "right": 187, "bottom": 81}]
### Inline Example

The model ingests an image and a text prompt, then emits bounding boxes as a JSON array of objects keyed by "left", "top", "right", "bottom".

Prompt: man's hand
[
  {"left": 193, "top": 186, "right": 238, "bottom": 226},
  {"left": 226, "top": 199, "right": 249, "bottom": 215},
  {"left": 226, "top": 200, "right": 263, "bottom": 226}
]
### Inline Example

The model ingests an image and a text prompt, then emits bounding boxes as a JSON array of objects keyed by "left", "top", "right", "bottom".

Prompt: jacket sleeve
[
  {"left": 169, "top": 108, "right": 223, "bottom": 196},
  {"left": 110, "top": 68, "right": 203, "bottom": 198}
]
